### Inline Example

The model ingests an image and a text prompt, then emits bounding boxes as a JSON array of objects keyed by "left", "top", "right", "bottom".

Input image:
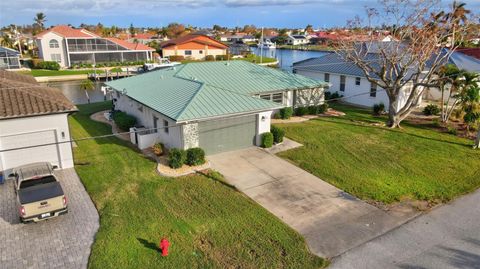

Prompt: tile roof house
[
  {"left": 106, "top": 61, "right": 327, "bottom": 154},
  {"left": 34, "top": 25, "right": 155, "bottom": 67},
  {"left": 161, "top": 34, "right": 228, "bottom": 60},
  {"left": 0, "top": 70, "right": 77, "bottom": 172}
]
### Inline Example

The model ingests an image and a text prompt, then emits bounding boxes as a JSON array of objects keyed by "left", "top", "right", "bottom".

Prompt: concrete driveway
[
  {"left": 0, "top": 169, "right": 99, "bottom": 269},
  {"left": 330, "top": 189, "right": 480, "bottom": 269},
  {"left": 209, "top": 147, "right": 417, "bottom": 258}
]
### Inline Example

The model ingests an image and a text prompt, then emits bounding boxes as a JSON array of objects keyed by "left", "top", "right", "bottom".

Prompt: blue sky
[{"left": 1, "top": 0, "right": 479, "bottom": 29}]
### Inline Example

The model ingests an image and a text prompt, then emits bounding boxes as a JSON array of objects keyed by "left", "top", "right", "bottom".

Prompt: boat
[
  {"left": 258, "top": 38, "right": 276, "bottom": 49},
  {"left": 143, "top": 58, "right": 181, "bottom": 71}
]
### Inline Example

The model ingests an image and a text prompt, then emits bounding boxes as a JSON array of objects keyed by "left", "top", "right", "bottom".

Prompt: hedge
[
  {"left": 168, "top": 148, "right": 186, "bottom": 169},
  {"left": 307, "top": 106, "right": 319, "bottom": 115},
  {"left": 318, "top": 103, "right": 329, "bottom": 114},
  {"left": 205, "top": 55, "right": 215, "bottom": 61},
  {"left": 261, "top": 132, "right": 274, "bottom": 148},
  {"left": 186, "top": 148, "right": 206, "bottom": 166},
  {"left": 271, "top": 125, "right": 285, "bottom": 144},
  {"left": 35, "top": 61, "right": 60, "bottom": 70},
  {"left": 295, "top": 107, "right": 308, "bottom": 116},
  {"left": 113, "top": 111, "right": 137, "bottom": 131},
  {"left": 169, "top": 55, "right": 185, "bottom": 61},
  {"left": 279, "top": 107, "right": 293, "bottom": 119}
]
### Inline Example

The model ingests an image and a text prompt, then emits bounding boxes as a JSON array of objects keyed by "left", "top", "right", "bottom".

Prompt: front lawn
[
  {"left": 70, "top": 102, "right": 325, "bottom": 268},
  {"left": 277, "top": 103, "right": 480, "bottom": 204}
]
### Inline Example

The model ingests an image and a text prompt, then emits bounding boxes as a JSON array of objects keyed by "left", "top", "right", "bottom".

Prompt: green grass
[
  {"left": 70, "top": 102, "right": 325, "bottom": 269},
  {"left": 277, "top": 103, "right": 480, "bottom": 204},
  {"left": 19, "top": 69, "right": 104, "bottom": 77}
]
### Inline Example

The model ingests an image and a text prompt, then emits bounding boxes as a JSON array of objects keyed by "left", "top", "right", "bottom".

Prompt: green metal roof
[{"left": 106, "top": 61, "right": 327, "bottom": 122}]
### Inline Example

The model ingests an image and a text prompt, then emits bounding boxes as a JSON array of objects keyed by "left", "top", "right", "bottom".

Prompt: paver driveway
[
  {"left": 0, "top": 169, "right": 99, "bottom": 269},
  {"left": 209, "top": 147, "right": 417, "bottom": 258}
]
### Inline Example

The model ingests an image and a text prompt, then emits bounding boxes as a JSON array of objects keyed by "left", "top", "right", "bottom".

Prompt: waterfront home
[
  {"left": 293, "top": 52, "right": 422, "bottom": 111},
  {"left": 160, "top": 34, "right": 228, "bottom": 60},
  {"left": 0, "top": 46, "right": 21, "bottom": 69},
  {"left": 286, "top": 35, "right": 309, "bottom": 46},
  {"left": 106, "top": 61, "right": 327, "bottom": 154},
  {"left": 0, "top": 70, "right": 77, "bottom": 173},
  {"left": 34, "top": 25, "right": 155, "bottom": 67}
]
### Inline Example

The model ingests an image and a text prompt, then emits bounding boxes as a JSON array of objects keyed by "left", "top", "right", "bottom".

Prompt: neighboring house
[
  {"left": 286, "top": 35, "right": 309, "bottom": 46},
  {"left": 423, "top": 49, "right": 480, "bottom": 101},
  {"left": 161, "top": 34, "right": 229, "bottom": 60},
  {"left": 0, "top": 70, "right": 77, "bottom": 173},
  {"left": 34, "top": 25, "right": 155, "bottom": 67},
  {"left": 456, "top": 48, "right": 480, "bottom": 61},
  {"left": 128, "top": 33, "right": 167, "bottom": 45},
  {"left": 106, "top": 61, "right": 327, "bottom": 154},
  {"left": 0, "top": 47, "right": 21, "bottom": 69},
  {"left": 293, "top": 53, "right": 422, "bottom": 111}
]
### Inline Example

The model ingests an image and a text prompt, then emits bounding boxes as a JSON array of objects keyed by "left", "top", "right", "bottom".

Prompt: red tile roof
[
  {"left": 161, "top": 34, "right": 228, "bottom": 49},
  {"left": 106, "top": 37, "right": 154, "bottom": 51},
  {"left": 457, "top": 48, "right": 480, "bottom": 60},
  {"left": 35, "top": 25, "right": 98, "bottom": 38},
  {"left": 134, "top": 33, "right": 154, "bottom": 39}
]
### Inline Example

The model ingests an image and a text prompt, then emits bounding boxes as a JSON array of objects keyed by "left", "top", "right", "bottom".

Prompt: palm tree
[
  {"left": 34, "top": 13, "right": 47, "bottom": 30},
  {"left": 444, "top": 1, "right": 471, "bottom": 46},
  {"left": 80, "top": 79, "right": 95, "bottom": 104},
  {"left": 0, "top": 34, "right": 14, "bottom": 48}
]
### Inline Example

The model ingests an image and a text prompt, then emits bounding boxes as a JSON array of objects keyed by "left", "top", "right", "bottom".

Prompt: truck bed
[{"left": 18, "top": 182, "right": 64, "bottom": 205}]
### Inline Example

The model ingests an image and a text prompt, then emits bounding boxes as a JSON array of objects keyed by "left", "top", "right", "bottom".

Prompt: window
[
  {"left": 50, "top": 54, "right": 62, "bottom": 63},
  {"left": 355, "top": 77, "right": 361, "bottom": 86},
  {"left": 49, "top": 39, "right": 59, "bottom": 48},
  {"left": 370, "top": 82, "right": 377, "bottom": 97},
  {"left": 185, "top": 50, "right": 192, "bottom": 56},
  {"left": 153, "top": 116, "right": 158, "bottom": 133},
  {"left": 340, "top": 75, "right": 346, "bottom": 92},
  {"left": 260, "top": 94, "right": 271, "bottom": 100},
  {"left": 199, "top": 50, "right": 203, "bottom": 54},
  {"left": 163, "top": 120, "right": 169, "bottom": 134},
  {"left": 272, "top": 93, "right": 283, "bottom": 104},
  {"left": 138, "top": 105, "right": 143, "bottom": 112},
  {"left": 324, "top": 73, "right": 330, "bottom": 82}
]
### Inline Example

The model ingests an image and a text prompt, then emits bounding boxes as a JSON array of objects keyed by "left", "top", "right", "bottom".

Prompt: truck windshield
[{"left": 19, "top": 176, "right": 56, "bottom": 189}]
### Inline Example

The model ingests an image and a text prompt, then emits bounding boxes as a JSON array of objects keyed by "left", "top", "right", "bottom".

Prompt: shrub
[
  {"left": 279, "top": 107, "right": 293, "bottom": 119},
  {"left": 271, "top": 125, "right": 285, "bottom": 144},
  {"left": 373, "top": 103, "right": 385, "bottom": 116},
  {"left": 168, "top": 148, "right": 186, "bottom": 169},
  {"left": 186, "top": 148, "right": 206, "bottom": 166},
  {"left": 216, "top": 55, "right": 228, "bottom": 61},
  {"left": 152, "top": 143, "right": 164, "bottom": 156},
  {"left": 35, "top": 61, "right": 60, "bottom": 70},
  {"left": 295, "top": 107, "right": 308, "bottom": 116},
  {"left": 261, "top": 132, "right": 274, "bottom": 148},
  {"left": 32, "top": 58, "right": 42, "bottom": 68},
  {"left": 307, "top": 106, "right": 319, "bottom": 115},
  {"left": 205, "top": 55, "right": 215, "bottom": 61},
  {"left": 447, "top": 126, "right": 458, "bottom": 135},
  {"left": 112, "top": 111, "right": 137, "bottom": 131},
  {"left": 169, "top": 55, "right": 185, "bottom": 62},
  {"left": 423, "top": 104, "right": 440, "bottom": 116},
  {"left": 318, "top": 103, "right": 329, "bottom": 114},
  {"left": 273, "top": 113, "right": 281, "bottom": 119},
  {"left": 325, "top": 91, "right": 342, "bottom": 101}
]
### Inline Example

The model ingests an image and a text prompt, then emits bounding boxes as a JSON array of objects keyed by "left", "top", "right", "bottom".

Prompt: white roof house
[{"left": 286, "top": 35, "right": 309, "bottom": 46}]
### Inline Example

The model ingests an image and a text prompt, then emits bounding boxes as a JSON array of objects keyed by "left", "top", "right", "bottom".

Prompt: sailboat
[{"left": 258, "top": 28, "right": 276, "bottom": 49}]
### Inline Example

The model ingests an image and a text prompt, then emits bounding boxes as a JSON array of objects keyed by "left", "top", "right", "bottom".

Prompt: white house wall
[
  {"left": 36, "top": 32, "right": 69, "bottom": 67},
  {"left": 114, "top": 93, "right": 184, "bottom": 149},
  {"left": 295, "top": 70, "right": 421, "bottom": 112},
  {"left": 0, "top": 113, "right": 74, "bottom": 172},
  {"left": 256, "top": 111, "right": 272, "bottom": 145}
]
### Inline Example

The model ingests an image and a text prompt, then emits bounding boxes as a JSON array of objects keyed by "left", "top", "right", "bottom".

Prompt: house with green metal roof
[{"left": 106, "top": 60, "right": 327, "bottom": 154}]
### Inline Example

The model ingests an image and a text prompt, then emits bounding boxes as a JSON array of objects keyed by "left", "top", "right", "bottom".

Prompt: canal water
[
  {"left": 251, "top": 48, "right": 329, "bottom": 71},
  {"left": 40, "top": 80, "right": 110, "bottom": 105}
]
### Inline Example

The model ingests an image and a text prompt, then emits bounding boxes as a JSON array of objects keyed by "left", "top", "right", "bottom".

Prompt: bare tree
[{"left": 335, "top": 0, "right": 472, "bottom": 128}]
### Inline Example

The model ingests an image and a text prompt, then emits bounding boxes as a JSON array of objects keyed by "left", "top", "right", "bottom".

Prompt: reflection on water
[
  {"left": 251, "top": 48, "right": 329, "bottom": 71},
  {"left": 41, "top": 80, "right": 111, "bottom": 105}
]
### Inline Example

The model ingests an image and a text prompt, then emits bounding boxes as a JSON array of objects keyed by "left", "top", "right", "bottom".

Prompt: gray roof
[
  {"left": 449, "top": 50, "right": 480, "bottom": 73},
  {"left": 293, "top": 53, "right": 369, "bottom": 77}
]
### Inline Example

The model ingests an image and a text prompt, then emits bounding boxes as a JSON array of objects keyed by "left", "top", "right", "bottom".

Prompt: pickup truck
[{"left": 10, "top": 162, "right": 68, "bottom": 223}]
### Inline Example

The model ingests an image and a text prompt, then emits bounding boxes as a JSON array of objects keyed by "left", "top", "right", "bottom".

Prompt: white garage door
[{"left": 0, "top": 130, "right": 61, "bottom": 171}]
